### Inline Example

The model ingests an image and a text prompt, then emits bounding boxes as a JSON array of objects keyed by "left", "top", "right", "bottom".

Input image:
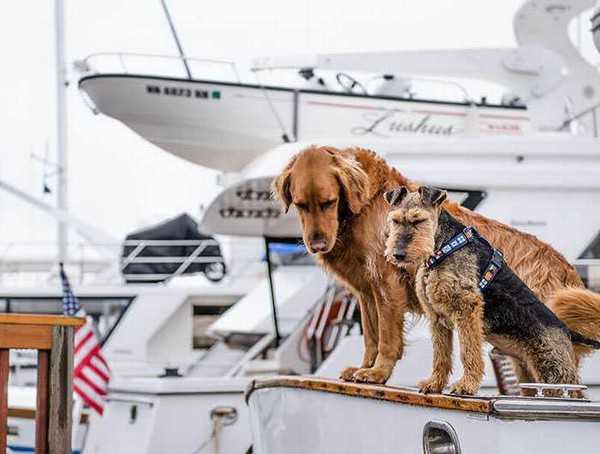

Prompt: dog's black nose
[{"left": 394, "top": 252, "right": 406, "bottom": 261}]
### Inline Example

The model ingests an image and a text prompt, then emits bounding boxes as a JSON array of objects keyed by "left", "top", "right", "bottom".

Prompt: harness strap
[
  {"left": 425, "top": 226, "right": 504, "bottom": 290},
  {"left": 479, "top": 249, "right": 504, "bottom": 290},
  {"left": 425, "top": 226, "right": 475, "bottom": 269}
]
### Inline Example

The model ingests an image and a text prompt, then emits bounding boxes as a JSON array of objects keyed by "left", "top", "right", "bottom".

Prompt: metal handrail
[
  {"left": 252, "top": 64, "right": 476, "bottom": 103},
  {"left": 572, "top": 258, "right": 600, "bottom": 266},
  {"left": 119, "top": 239, "right": 224, "bottom": 282},
  {"left": 122, "top": 239, "right": 219, "bottom": 246},
  {"left": 558, "top": 101, "right": 600, "bottom": 138},
  {"left": 403, "top": 75, "right": 475, "bottom": 104},
  {"left": 0, "top": 239, "right": 226, "bottom": 285},
  {"left": 79, "top": 52, "right": 242, "bottom": 83},
  {"left": 80, "top": 53, "right": 479, "bottom": 102}
]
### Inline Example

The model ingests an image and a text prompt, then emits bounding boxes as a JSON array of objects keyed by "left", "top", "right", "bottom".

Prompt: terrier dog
[{"left": 383, "top": 186, "right": 600, "bottom": 395}]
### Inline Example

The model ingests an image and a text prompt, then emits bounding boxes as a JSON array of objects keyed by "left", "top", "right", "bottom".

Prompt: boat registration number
[{"left": 146, "top": 84, "right": 221, "bottom": 100}]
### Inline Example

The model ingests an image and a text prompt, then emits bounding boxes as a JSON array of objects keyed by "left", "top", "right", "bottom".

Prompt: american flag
[{"left": 60, "top": 263, "right": 110, "bottom": 415}]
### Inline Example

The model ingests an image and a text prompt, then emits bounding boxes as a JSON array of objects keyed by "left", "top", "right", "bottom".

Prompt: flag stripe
[
  {"left": 74, "top": 338, "right": 100, "bottom": 369},
  {"left": 87, "top": 360, "right": 110, "bottom": 382},
  {"left": 90, "top": 355, "right": 110, "bottom": 376},
  {"left": 74, "top": 329, "right": 94, "bottom": 354},
  {"left": 79, "top": 369, "right": 107, "bottom": 396},
  {"left": 61, "top": 264, "right": 110, "bottom": 416},
  {"left": 81, "top": 365, "right": 108, "bottom": 390},
  {"left": 74, "top": 320, "right": 92, "bottom": 341},
  {"left": 74, "top": 381, "right": 104, "bottom": 415}
]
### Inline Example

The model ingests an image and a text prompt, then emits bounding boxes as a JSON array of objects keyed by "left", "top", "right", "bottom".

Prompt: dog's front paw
[
  {"left": 418, "top": 377, "right": 445, "bottom": 394},
  {"left": 339, "top": 366, "right": 360, "bottom": 381},
  {"left": 448, "top": 378, "right": 480, "bottom": 396},
  {"left": 352, "top": 367, "right": 390, "bottom": 384}
]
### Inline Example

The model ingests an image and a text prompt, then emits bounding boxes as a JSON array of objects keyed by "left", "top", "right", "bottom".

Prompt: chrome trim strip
[{"left": 493, "top": 399, "right": 600, "bottom": 419}]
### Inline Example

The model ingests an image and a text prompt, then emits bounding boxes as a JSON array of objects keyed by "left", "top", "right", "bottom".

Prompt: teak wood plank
[
  {"left": 0, "top": 349, "right": 9, "bottom": 454},
  {"left": 248, "top": 376, "right": 493, "bottom": 414},
  {"left": 35, "top": 350, "right": 50, "bottom": 454},
  {"left": 8, "top": 407, "right": 88, "bottom": 424},
  {"left": 0, "top": 314, "right": 84, "bottom": 327},
  {"left": 8, "top": 407, "right": 36, "bottom": 419},
  {"left": 0, "top": 324, "right": 53, "bottom": 350},
  {"left": 48, "top": 326, "right": 73, "bottom": 453}
]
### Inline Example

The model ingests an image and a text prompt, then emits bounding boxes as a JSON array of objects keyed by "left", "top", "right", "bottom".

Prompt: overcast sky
[{"left": 1, "top": 0, "right": 593, "bottom": 260}]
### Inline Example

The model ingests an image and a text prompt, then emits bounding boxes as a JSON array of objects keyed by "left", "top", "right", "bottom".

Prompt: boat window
[
  {"left": 268, "top": 242, "right": 314, "bottom": 266},
  {"left": 0, "top": 296, "right": 131, "bottom": 343},
  {"left": 445, "top": 188, "right": 487, "bottom": 211},
  {"left": 193, "top": 303, "right": 235, "bottom": 349}
]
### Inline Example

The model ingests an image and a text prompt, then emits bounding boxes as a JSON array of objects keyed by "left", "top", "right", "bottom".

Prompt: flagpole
[{"left": 55, "top": 0, "right": 69, "bottom": 265}]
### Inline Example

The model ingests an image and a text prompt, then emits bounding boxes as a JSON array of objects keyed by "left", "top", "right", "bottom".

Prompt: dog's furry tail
[
  {"left": 548, "top": 287, "right": 600, "bottom": 355},
  {"left": 569, "top": 330, "right": 600, "bottom": 349}
]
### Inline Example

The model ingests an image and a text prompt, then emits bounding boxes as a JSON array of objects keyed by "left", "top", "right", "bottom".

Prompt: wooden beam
[
  {"left": 248, "top": 376, "right": 493, "bottom": 414},
  {"left": 0, "top": 324, "right": 53, "bottom": 350},
  {"left": 8, "top": 407, "right": 88, "bottom": 425},
  {"left": 0, "top": 349, "right": 9, "bottom": 454},
  {"left": 8, "top": 407, "right": 35, "bottom": 419},
  {"left": 35, "top": 350, "right": 50, "bottom": 454},
  {"left": 0, "top": 314, "right": 84, "bottom": 327},
  {"left": 48, "top": 326, "right": 73, "bottom": 453}
]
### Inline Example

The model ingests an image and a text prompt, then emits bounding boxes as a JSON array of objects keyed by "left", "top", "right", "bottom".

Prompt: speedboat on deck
[
  {"left": 76, "top": 0, "right": 600, "bottom": 174},
  {"left": 77, "top": 61, "right": 529, "bottom": 172}
]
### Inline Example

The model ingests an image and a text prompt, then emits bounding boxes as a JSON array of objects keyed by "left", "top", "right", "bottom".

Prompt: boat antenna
[
  {"left": 54, "top": 0, "right": 68, "bottom": 265},
  {"left": 159, "top": 0, "right": 192, "bottom": 80},
  {"left": 253, "top": 70, "right": 293, "bottom": 143}
]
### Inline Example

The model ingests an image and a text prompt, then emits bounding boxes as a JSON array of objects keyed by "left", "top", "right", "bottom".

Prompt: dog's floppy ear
[
  {"left": 418, "top": 185, "right": 447, "bottom": 207},
  {"left": 383, "top": 187, "right": 408, "bottom": 207},
  {"left": 332, "top": 154, "right": 368, "bottom": 214},
  {"left": 272, "top": 155, "right": 297, "bottom": 213}
]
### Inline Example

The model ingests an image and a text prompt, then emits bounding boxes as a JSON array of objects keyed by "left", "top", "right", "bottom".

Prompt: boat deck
[
  {"left": 247, "top": 376, "right": 491, "bottom": 412},
  {"left": 247, "top": 376, "right": 600, "bottom": 420}
]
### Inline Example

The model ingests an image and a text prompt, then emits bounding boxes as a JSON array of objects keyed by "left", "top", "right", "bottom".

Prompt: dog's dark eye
[
  {"left": 320, "top": 200, "right": 336, "bottom": 210},
  {"left": 411, "top": 219, "right": 425, "bottom": 225},
  {"left": 295, "top": 202, "right": 308, "bottom": 211},
  {"left": 392, "top": 218, "right": 401, "bottom": 225}
]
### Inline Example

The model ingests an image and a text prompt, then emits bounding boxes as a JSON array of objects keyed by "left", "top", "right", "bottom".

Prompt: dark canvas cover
[{"left": 121, "top": 213, "right": 225, "bottom": 283}]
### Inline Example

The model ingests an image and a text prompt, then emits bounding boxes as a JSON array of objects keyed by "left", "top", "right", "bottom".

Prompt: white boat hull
[
  {"left": 79, "top": 75, "right": 530, "bottom": 172},
  {"left": 83, "top": 378, "right": 251, "bottom": 454},
  {"left": 248, "top": 378, "right": 600, "bottom": 454}
]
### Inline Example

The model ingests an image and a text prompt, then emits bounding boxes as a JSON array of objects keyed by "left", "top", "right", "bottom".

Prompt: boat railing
[
  {"left": 0, "top": 238, "right": 225, "bottom": 286},
  {"left": 120, "top": 238, "right": 225, "bottom": 282},
  {"left": 0, "top": 236, "right": 275, "bottom": 287},
  {"left": 78, "top": 52, "right": 482, "bottom": 104},
  {"left": 0, "top": 241, "right": 114, "bottom": 286},
  {"left": 76, "top": 52, "right": 242, "bottom": 83},
  {"left": 558, "top": 101, "right": 600, "bottom": 138}
]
